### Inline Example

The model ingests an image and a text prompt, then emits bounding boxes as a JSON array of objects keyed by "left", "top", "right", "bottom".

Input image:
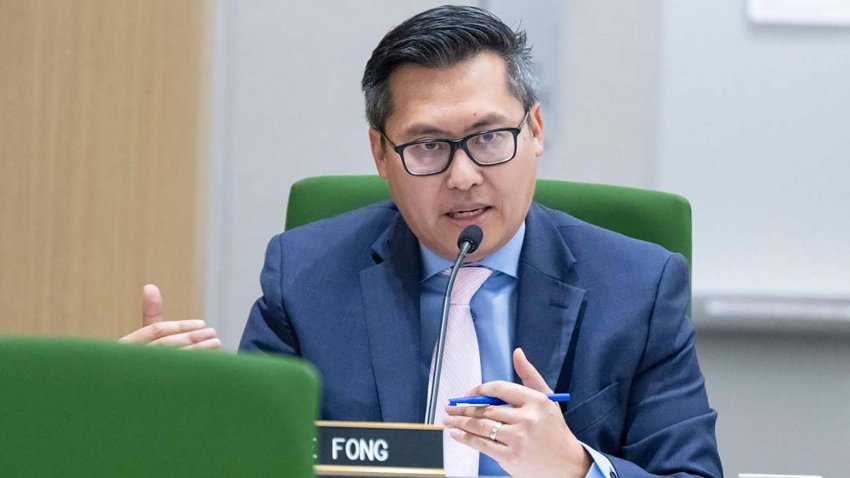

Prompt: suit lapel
[
  {"left": 360, "top": 215, "right": 423, "bottom": 423},
  {"left": 515, "top": 204, "right": 586, "bottom": 391}
]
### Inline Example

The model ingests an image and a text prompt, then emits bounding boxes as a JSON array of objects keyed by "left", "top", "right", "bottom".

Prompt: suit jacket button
[{"left": 609, "top": 471, "right": 618, "bottom": 478}]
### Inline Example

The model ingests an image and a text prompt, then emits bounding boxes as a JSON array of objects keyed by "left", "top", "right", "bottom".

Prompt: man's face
[{"left": 369, "top": 51, "right": 544, "bottom": 262}]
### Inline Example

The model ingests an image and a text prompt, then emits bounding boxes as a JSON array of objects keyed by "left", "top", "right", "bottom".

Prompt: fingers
[
  {"left": 182, "top": 337, "right": 222, "bottom": 351},
  {"left": 445, "top": 355, "right": 586, "bottom": 477},
  {"left": 446, "top": 428, "right": 511, "bottom": 462},
  {"left": 149, "top": 327, "right": 218, "bottom": 348},
  {"left": 142, "top": 284, "right": 164, "bottom": 326},
  {"left": 443, "top": 414, "right": 515, "bottom": 446},
  {"left": 513, "top": 348, "right": 553, "bottom": 394},
  {"left": 118, "top": 319, "right": 220, "bottom": 350},
  {"left": 445, "top": 402, "right": 518, "bottom": 424},
  {"left": 118, "top": 319, "right": 207, "bottom": 344},
  {"left": 445, "top": 392, "right": 583, "bottom": 478},
  {"left": 122, "top": 285, "right": 218, "bottom": 349},
  {"left": 466, "top": 380, "right": 541, "bottom": 407}
]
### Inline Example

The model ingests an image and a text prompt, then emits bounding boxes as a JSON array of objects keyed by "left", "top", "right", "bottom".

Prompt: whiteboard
[
  {"left": 749, "top": 0, "right": 850, "bottom": 25},
  {"left": 657, "top": 0, "right": 850, "bottom": 300}
]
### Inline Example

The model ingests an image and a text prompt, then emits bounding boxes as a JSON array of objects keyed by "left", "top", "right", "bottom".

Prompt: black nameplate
[{"left": 315, "top": 421, "right": 444, "bottom": 477}]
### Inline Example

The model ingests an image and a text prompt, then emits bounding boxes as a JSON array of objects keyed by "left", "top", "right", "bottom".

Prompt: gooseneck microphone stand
[{"left": 424, "top": 225, "right": 483, "bottom": 425}]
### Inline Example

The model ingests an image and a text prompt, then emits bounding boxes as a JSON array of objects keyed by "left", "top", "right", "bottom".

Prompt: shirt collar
[{"left": 419, "top": 221, "right": 526, "bottom": 282}]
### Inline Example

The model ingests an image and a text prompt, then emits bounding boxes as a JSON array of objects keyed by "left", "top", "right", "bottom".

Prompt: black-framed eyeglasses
[{"left": 381, "top": 111, "right": 530, "bottom": 176}]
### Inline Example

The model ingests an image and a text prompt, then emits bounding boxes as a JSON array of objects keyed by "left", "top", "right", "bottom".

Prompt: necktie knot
[{"left": 450, "top": 266, "right": 492, "bottom": 306}]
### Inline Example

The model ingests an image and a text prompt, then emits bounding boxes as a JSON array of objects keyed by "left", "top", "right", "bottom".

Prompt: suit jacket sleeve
[
  {"left": 606, "top": 253, "right": 722, "bottom": 478},
  {"left": 239, "top": 234, "right": 300, "bottom": 356}
]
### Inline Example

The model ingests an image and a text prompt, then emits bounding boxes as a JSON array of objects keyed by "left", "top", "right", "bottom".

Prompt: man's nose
[{"left": 445, "top": 149, "right": 483, "bottom": 190}]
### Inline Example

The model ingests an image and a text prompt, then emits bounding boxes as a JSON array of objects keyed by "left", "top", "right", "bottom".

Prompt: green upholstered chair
[
  {"left": 0, "top": 338, "right": 319, "bottom": 478},
  {"left": 285, "top": 175, "right": 692, "bottom": 265}
]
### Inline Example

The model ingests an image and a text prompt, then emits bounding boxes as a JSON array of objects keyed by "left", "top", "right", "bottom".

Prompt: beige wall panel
[{"left": 0, "top": 0, "right": 208, "bottom": 338}]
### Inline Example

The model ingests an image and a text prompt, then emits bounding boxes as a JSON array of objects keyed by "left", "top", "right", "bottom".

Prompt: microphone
[
  {"left": 457, "top": 225, "right": 483, "bottom": 255},
  {"left": 424, "top": 225, "right": 484, "bottom": 425}
]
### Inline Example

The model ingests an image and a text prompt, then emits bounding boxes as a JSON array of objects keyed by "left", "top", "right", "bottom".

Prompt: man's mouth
[{"left": 447, "top": 206, "right": 490, "bottom": 219}]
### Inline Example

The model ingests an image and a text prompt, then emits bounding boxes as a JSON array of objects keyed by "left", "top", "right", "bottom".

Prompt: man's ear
[
  {"left": 369, "top": 127, "right": 389, "bottom": 178},
  {"left": 529, "top": 103, "right": 545, "bottom": 158}
]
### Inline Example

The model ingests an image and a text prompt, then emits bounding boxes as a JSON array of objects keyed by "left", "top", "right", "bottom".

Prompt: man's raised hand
[
  {"left": 443, "top": 348, "right": 591, "bottom": 478},
  {"left": 118, "top": 284, "right": 221, "bottom": 350}
]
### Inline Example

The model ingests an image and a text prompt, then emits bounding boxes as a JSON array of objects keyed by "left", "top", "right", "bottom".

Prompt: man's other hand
[
  {"left": 443, "top": 348, "right": 591, "bottom": 478},
  {"left": 118, "top": 284, "right": 221, "bottom": 350}
]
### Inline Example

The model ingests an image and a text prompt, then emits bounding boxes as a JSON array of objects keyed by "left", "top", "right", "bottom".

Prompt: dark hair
[{"left": 361, "top": 5, "right": 538, "bottom": 130}]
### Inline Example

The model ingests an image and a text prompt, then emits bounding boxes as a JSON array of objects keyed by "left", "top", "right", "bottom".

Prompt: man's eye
[
  {"left": 478, "top": 133, "right": 496, "bottom": 143},
  {"left": 408, "top": 141, "right": 448, "bottom": 157}
]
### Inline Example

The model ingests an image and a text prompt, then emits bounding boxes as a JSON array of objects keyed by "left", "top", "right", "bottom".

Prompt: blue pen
[{"left": 448, "top": 393, "right": 570, "bottom": 407}]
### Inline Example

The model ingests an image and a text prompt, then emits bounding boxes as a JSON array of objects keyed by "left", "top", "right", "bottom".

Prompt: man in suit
[{"left": 122, "top": 6, "right": 721, "bottom": 477}]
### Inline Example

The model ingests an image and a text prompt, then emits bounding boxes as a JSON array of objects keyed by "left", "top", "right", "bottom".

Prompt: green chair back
[
  {"left": 0, "top": 338, "right": 319, "bottom": 478},
  {"left": 286, "top": 175, "right": 691, "bottom": 264}
]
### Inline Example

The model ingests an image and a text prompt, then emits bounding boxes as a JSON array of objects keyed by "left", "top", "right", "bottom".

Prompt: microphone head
[{"left": 457, "top": 225, "right": 484, "bottom": 253}]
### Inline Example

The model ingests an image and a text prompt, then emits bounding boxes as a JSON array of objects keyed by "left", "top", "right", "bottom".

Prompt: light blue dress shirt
[{"left": 419, "top": 222, "right": 607, "bottom": 477}]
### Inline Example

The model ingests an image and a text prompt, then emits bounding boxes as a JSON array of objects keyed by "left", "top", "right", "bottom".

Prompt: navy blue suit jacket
[{"left": 240, "top": 202, "right": 722, "bottom": 478}]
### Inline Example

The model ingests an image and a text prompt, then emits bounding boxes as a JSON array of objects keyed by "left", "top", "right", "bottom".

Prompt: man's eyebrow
[
  {"left": 467, "top": 113, "right": 512, "bottom": 131},
  {"left": 402, "top": 113, "right": 514, "bottom": 139},
  {"left": 403, "top": 124, "right": 450, "bottom": 138}
]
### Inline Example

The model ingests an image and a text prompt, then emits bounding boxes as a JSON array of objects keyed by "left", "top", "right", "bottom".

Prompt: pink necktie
[{"left": 428, "top": 266, "right": 492, "bottom": 477}]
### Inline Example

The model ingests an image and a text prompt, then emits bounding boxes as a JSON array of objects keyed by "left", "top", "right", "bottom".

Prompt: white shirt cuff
[{"left": 580, "top": 441, "right": 618, "bottom": 478}]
